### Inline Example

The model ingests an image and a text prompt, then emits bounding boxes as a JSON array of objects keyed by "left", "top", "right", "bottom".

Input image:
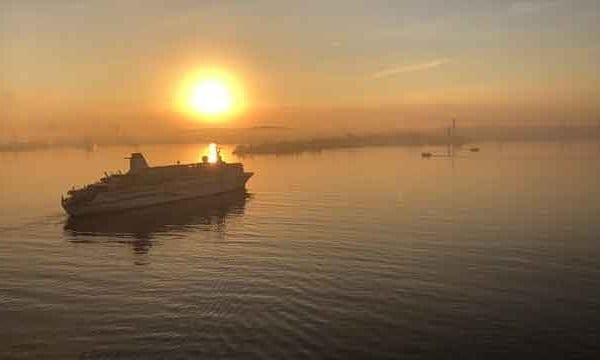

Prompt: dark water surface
[{"left": 1, "top": 142, "right": 600, "bottom": 359}]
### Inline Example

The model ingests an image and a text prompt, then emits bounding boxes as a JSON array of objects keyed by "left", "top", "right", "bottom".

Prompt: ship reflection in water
[{"left": 64, "top": 190, "right": 249, "bottom": 258}]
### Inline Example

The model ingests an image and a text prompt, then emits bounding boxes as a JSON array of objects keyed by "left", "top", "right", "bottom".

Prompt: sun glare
[
  {"left": 207, "top": 143, "right": 218, "bottom": 163},
  {"left": 176, "top": 69, "right": 244, "bottom": 121},
  {"left": 190, "top": 80, "right": 233, "bottom": 116}
]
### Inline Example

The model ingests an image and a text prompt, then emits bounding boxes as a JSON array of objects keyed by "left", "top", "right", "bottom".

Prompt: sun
[
  {"left": 189, "top": 79, "right": 233, "bottom": 116},
  {"left": 175, "top": 69, "right": 245, "bottom": 121}
]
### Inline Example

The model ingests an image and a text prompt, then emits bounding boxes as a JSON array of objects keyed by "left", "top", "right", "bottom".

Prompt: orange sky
[{"left": 1, "top": 0, "right": 599, "bottom": 139}]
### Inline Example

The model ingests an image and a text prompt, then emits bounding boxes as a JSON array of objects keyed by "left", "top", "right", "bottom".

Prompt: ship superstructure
[{"left": 61, "top": 150, "right": 253, "bottom": 216}]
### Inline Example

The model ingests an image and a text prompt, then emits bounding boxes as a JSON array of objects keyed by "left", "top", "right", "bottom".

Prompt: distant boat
[
  {"left": 61, "top": 148, "right": 253, "bottom": 217},
  {"left": 469, "top": 147, "right": 480, "bottom": 152},
  {"left": 421, "top": 152, "right": 433, "bottom": 158}
]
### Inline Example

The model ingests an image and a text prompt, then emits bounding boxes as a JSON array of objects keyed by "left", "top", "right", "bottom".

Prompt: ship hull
[{"left": 63, "top": 172, "right": 253, "bottom": 217}]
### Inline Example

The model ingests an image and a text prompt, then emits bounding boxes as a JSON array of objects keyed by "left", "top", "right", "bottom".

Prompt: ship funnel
[{"left": 126, "top": 153, "right": 149, "bottom": 173}]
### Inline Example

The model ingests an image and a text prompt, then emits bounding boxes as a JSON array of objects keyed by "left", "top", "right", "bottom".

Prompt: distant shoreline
[
  {"left": 233, "top": 132, "right": 469, "bottom": 156},
  {"left": 230, "top": 125, "right": 600, "bottom": 156},
  {"left": 2, "top": 126, "right": 599, "bottom": 154}
]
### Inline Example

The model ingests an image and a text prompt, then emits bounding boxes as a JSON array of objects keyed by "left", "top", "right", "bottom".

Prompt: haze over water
[
  {"left": 1, "top": 142, "right": 599, "bottom": 358},
  {"left": 2, "top": 0, "right": 600, "bottom": 358}
]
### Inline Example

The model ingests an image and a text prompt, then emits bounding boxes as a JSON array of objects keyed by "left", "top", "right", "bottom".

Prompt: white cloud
[
  {"left": 372, "top": 58, "right": 451, "bottom": 79},
  {"left": 508, "top": 1, "right": 561, "bottom": 14}
]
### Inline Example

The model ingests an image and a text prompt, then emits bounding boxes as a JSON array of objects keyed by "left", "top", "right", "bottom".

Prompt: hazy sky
[{"left": 1, "top": 0, "right": 599, "bottom": 136}]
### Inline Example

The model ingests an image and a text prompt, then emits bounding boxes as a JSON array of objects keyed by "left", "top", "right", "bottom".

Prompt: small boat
[{"left": 421, "top": 152, "right": 433, "bottom": 158}]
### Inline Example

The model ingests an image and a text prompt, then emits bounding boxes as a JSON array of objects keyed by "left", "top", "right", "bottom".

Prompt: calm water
[{"left": 1, "top": 142, "right": 600, "bottom": 359}]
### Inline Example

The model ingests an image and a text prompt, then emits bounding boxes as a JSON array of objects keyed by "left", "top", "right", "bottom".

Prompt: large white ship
[{"left": 61, "top": 149, "right": 253, "bottom": 217}]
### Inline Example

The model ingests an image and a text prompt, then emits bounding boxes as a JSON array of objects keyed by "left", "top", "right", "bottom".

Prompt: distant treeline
[
  {"left": 458, "top": 125, "right": 600, "bottom": 142},
  {"left": 0, "top": 126, "right": 290, "bottom": 153},
  {"left": 2, "top": 125, "right": 599, "bottom": 154},
  {"left": 0, "top": 140, "right": 97, "bottom": 153},
  {"left": 233, "top": 132, "right": 469, "bottom": 156},
  {"left": 233, "top": 125, "right": 600, "bottom": 156}
]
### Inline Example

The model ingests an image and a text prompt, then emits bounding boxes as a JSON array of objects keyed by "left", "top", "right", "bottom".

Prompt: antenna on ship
[{"left": 217, "top": 145, "right": 223, "bottom": 163}]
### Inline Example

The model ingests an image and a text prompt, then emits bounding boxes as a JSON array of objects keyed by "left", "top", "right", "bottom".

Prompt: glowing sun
[
  {"left": 176, "top": 69, "right": 245, "bottom": 121},
  {"left": 189, "top": 79, "right": 233, "bottom": 116}
]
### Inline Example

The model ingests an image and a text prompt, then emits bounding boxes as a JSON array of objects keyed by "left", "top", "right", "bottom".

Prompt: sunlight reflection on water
[{"left": 1, "top": 142, "right": 600, "bottom": 358}]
